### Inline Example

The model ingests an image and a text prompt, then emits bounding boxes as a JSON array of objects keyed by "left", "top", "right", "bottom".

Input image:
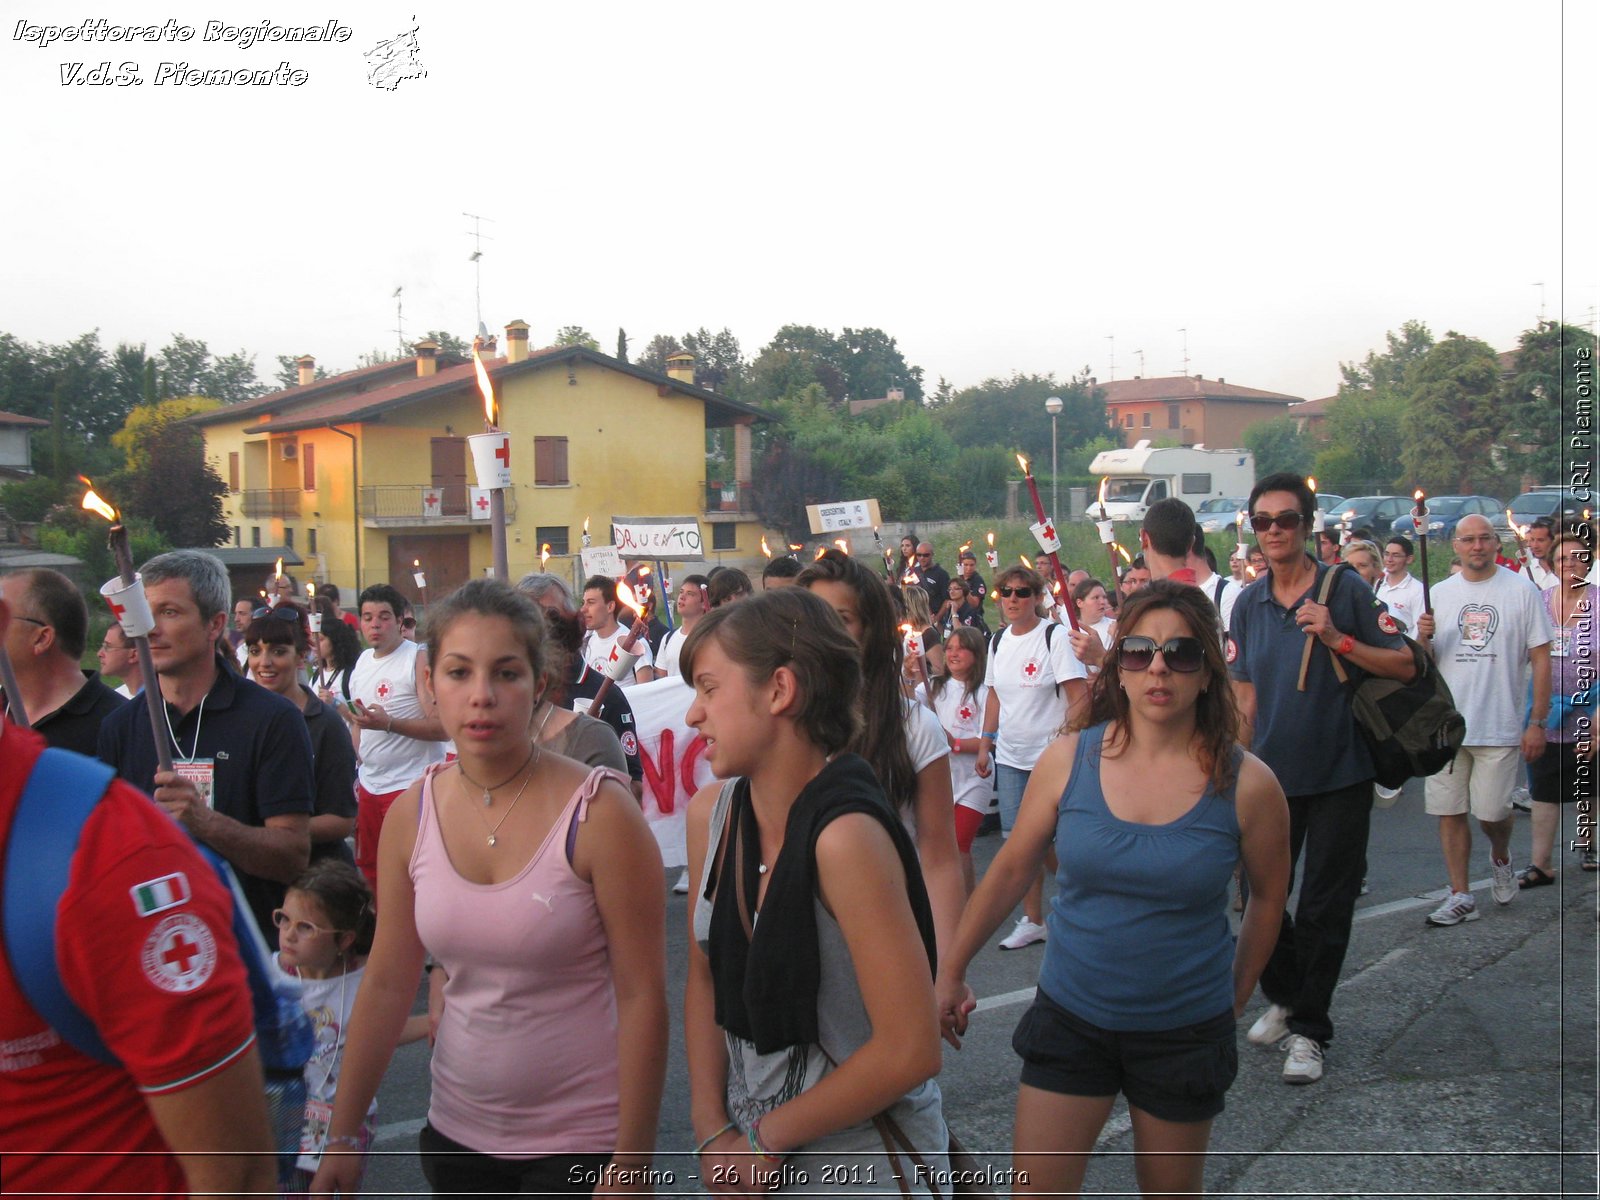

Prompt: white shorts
[{"left": 1424, "top": 744, "right": 1521, "bottom": 822}]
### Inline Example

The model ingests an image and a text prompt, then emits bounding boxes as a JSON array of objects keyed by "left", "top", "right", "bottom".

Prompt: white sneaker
[
  {"left": 1373, "top": 783, "right": 1402, "bottom": 808},
  {"left": 1425, "top": 891, "right": 1479, "bottom": 926},
  {"left": 1491, "top": 857, "right": 1517, "bottom": 905},
  {"left": 998, "top": 917, "right": 1047, "bottom": 950},
  {"left": 672, "top": 868, "right": 691, "bottom": 895},
  {"left": 1281, "top": 1034, "right": 1324, "bottom": 1084},
  {"left": 1247, "top": 1003, "right": 1293, "bottom": 1046},
  {"left": 1510, "top": 786, "right": 1531, "bottom": 811}
]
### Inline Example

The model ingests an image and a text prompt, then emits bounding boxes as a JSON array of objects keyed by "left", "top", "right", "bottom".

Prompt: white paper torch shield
[
  {"left": 1029, "top": 521, "right": 1062, "bottom": 555},
  {"left": 99, "top": 574, "right": 155, "bottom": 637},
  {"left": 307, "top": 613, "right": 322, "bottom": 634},
  {"left": 1095, "top": 519, "right": 1115, "bottom": 546},
  {"left": 468, "top": 432, "right": 512, "bottom": 489},
  {"left": 984, "top": 550, "right": 999, "bottom": 569}
]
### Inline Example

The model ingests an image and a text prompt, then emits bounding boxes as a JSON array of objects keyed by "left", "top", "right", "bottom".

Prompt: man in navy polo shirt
[
  {"left": 98, "top": 550, "right": 314, "bottom": 947},
  {"left": 1228, "top": 472, "right": 1414, "bottom": 1086}
]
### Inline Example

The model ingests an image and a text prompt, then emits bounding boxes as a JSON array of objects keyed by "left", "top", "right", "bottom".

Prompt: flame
[
  {"left": 1306, "top": 476, "right": 1318, "bottom": 493},
  {"left": 761, "top": 536, "right": 772, "bottom": 558},
  {"left": 1246, "top": 565, "right": 1258, "bottom": 579},
  {"left": 1016, "top": 453, "right": 1030, "bottom": 474},
  {"left": 899, "top": 622, "right": 915, "bottom": 635},
  {"left": 472, "top": 339, "right": 498, "bottom": 427},
  {"left": 815, "top": 545, "right": 828, "bottom": 560},
  {"left": 614, "top": 578, "right": 641, "bottom": 615},
  {"left": 540, "top": 543, "right": 550, "bottom": 568},
  {"left": 989, "top": 589, "right": 999, "bottom": 601},
  {"left": 789, "top": 543, "right": 804, "bottom": 552},
  {"left": 1051, "top": 579, "right": 1062, "bottom": 595},
  {"left": 413, "top": 559, "right": 421, "bottom": 569},
  {"left": 1115, "top": 544, "right": 1133, "bottom": 565},
  {"left": 1097, "top": 478, "right": 1109, "bottom": 508},
  {"left": 80, "top": 479, "right": 117, "bottom": 523},
  {"left": 1020, "top": 554, "right": 1033, "bottom": 568},
  {"left": 958, "top": 540, "right": 972, "bottom": 555},
  {"left": 583, "top": 516, "right": 590, "bottom": 536},
  {"left": 636, "top": 564, "right": 652, "bottom": 578},
  {"left": 834, "top": 538, "right": 850, "bottom": 554},
  {"left": 259, "top": 589, "right": 268, "bottom": 600},
  {"left": 307, "top": 583, "right": 316, "bottom": 601},
  {"left": 902, "top": 571, "right": 919, "bottom": 586},
  {"left": 1237, "top": 510, "right": 1247, "bottom": 530},
  {"left": 274, "top": 557, "right": 284, "bottom": 580},
  {"left": 1413, "top": 489, "right": 1425, "bottom": 503},
  {"left": 986, "top": 531, "right": 995, "bottom": 548}
]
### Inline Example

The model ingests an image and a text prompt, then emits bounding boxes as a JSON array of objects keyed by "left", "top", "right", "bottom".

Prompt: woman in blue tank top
[{"left": 935, "top": 580, "right": 1291, "bottom": 1198}]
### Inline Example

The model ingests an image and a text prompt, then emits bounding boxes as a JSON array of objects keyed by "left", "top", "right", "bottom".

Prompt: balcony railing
[
  {"left": 702, "top": 481, "right": 755, "bottom": 515},
  {"left": 239, "top": 489, "right": 300, "bottom": 519},
  {"left": 359, "top": 484, "right": 518, "bottom": 526}
]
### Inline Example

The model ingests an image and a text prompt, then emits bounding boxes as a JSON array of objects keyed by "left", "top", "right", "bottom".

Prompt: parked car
[
  {"left": 1316, "top": 494, "right": 1346, "bottom": 519},
  {"left": 1508, "top": 487, "right": 1589, "bottom": 531},
  {"left": 1330, "top": 495, "right": 1410, "bottom": 539},
  {"left": 1390, "top": 494, "right": 1504, "bottom": 541},
  {"left": 1196, "top": 496, "right": 1250, "bottom": 533}
]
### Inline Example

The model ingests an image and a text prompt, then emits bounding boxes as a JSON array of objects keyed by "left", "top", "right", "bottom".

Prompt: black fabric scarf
[{"left": 706, "top": 753, "right": 937, "bottom": 1056}]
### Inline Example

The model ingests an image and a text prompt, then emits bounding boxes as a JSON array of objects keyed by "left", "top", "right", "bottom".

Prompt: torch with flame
[
  {"left": 788, "top": 543, "right": 803, "bottom": 560},
  {"left": 79, "top": 480, "right": 171, "bottom": 769},
  {"left": 1412, "top": 490, "right": 1432, "bottom": 612},
  {"left": 540, "top": 543, "right": 551, "bottom": 570},
  {"left": 871, "top": 525, "right": 893, "bottom": 578},
  {"left": 468, "top": 338, "right": 510, "bottom": 579},
  {"left": 985, "top": 530, "right": 998, "bottom": 570},
  {"left": 1014, "top": 453, "right": 1078, "bottom": 628},
  {"left": 412, "top": 557, "right": 427, "bottom": 594},
  {"left": 761, "top": 536, "right": 773, "bottom": 559},
  {"left": 582, "top": 517, "right": 592, "bottom": 548},
  {"left": 899, "top": 622, "right": 932, "bottom": 685},
  {"left": 834, "top": 538, "right": 851, "bottom": 555}
]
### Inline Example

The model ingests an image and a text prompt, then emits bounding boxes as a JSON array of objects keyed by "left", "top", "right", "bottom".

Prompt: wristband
[
  {"left": 385, "top": 714, "right": 395, "bottom": 733},
  {"left": 1333, "top": 635, "right": 1355, "bottom": 656},
  {"left": 695, "top": 1122, "right": 736, "bottom": 1156},
  {"left": 980, "top": 731, "right": 998, "bottom": 741},
  {"left": 748, "top": 1119, "right": 784, "bottom": 1163},
  {"left": 324, "top": 1134, "right": 364, "bottom": 1151}
]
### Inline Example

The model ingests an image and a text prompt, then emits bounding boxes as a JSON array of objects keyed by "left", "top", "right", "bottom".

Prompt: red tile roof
[
  {"left": 1288, "top": 394, "right": 1338, "bottom": 417},
  {"left": 198, "top": 345, "right": 771, "bottom": 435},
  {"left": 188, "top": 355, "right": 459, "bottom": 427},
  {"left": 1098, "top": 376, "right": 1302, "bottom": 405},
  {"left": 0, "top": 410, "right": 49, "bottom": 428}
]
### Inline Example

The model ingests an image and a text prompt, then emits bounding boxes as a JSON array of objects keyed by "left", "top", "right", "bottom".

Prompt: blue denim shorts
[{"left": 996, "top": 764, "right": 1030, "bottom": 838}]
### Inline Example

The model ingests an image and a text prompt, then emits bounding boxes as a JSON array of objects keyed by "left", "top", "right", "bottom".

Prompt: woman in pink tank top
[{"left": 312, "top": 580, "right": 667, "bottom": 1197}]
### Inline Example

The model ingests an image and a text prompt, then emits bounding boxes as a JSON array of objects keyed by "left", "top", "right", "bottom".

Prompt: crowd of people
[{"left": 0, "top": 468, "right": 1591, "bottom": 1198}]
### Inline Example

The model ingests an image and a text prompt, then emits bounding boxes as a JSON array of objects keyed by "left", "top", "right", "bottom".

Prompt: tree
[
  {"left": 554, "top": 325, "right": 600, "bottom": 351},
  {"left": 1400, "top": 332, "right": 1502, "bottom": 493},
  {"left": 839, "top": 326, "right": 923, "bottom": 405},
  {"left": 681, "top": 327, "right": 745, "bottom": 394},
  {"left": 615, "top": 327, "right": 629, "bottom": 363},
  {"left": 1500, "top": 320, "right": 1598, "bottom": 485},
  {"left": 1243, "top": 417, "right": 1314, "bottom": 477},
  {"left": 274, "top": 354, "right": 334, "bottom": 390},
  {"left": 153, "top": 334, "right": 264, "bottom": 404},
  {"left": 1319, "top": 387, "right": 1406, "bottom": 492},
  {"left": 1339, "top": 320, "right": 1435, "bottom": 392},
  {"left": 636, "top": 334, "right": 683, "bottom": 374},
  {"left": 108, "top": 400, "right": 229, "bottom": 547},
  {"left": 747, "top": 325, "right": 847, "bottom": 406},
  {"left": 931, "top": 372, "right": 1111, "bottom": 471},
  {"left": 423, "top": 330, "right": 471, "bottom": 359}
]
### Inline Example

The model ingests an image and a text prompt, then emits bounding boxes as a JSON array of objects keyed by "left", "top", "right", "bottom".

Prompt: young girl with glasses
[
  {"left": 273, "top": 860, "right": 426, "bottom": 1196},
  {"left": 311, "top": 580, "right": 667, "bottom": 1197},
  {"left": 681, "top": 587, "right": 950, "bottom": 1192},
  {"left": 937, "top": 581, "right": 1290, "bottom": 1198},
  {"left": 974, "top": 564, "right": 1089, "bottom": 951}
]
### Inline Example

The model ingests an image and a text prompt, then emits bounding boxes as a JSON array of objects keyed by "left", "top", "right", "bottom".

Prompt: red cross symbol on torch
[
  {"left": 106, "top": 598, "right": 126, "bottom": 623},
  {"left": 494, "top": 438, "right": 510, "bottom": 468}
]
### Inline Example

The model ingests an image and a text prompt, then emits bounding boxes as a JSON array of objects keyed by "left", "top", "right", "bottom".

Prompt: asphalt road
[{"left": 359, "top": 780, "right": 1598, "bottom": 1198}]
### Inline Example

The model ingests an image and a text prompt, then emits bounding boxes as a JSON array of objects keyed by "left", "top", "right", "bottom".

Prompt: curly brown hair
[{"left": 1068, "top": 579, "right": 1240, "bottom": 793}]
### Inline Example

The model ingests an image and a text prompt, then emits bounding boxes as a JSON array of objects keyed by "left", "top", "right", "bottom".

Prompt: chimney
[
  {"left": 1089, "top": 376, "right": 1097, "bottom": 386},
  {"left": 1218, "top": 377, "right": 1226, "bottom": 384},
  {"left": 666, "top": 351, "right": 696, "bottom": 385},
  {"left": 413, "top": 338, "right": 440, "bottom": 377},
  {"left": 295, "top": 355, "right": 316, "bottom": 387},
  {"left": 504, "top": 319, "right": 530, "bottom": 365},
  {"left": 887, "top": 386, "right": 905, "bottom": 402}
]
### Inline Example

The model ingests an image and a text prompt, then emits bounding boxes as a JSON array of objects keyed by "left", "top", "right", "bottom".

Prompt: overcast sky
[{"left": 2, "top": 1, "right": 1592, "bottom": 403}]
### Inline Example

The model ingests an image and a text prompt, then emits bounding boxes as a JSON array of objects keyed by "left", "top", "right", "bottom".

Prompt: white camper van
[{"left": 1085, "top": 442, "right": 1256, "bottom": 522}]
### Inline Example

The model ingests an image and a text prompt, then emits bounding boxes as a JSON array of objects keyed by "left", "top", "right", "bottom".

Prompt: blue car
[{"left": 1389, "top": 494, "right": 1503, "bottom": 542}]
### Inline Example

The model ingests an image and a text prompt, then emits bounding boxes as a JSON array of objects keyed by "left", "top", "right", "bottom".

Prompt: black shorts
[
  {"left": 1011, "top": 989, "right": 1237, "bottom": 1123},
  {"left": 1529, "top": 741, "right": 1596, "bottom": 806}
]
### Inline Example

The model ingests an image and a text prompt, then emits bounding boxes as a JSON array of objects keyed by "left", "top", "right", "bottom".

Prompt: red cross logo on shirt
[
  {"left": 1023, "top": 660, "right": 1039, "bottom": 679},
  {"left": 163, "top": 933, "right": 201, "bottom": 973},
  {"left": 495, "top": 438, "right": 511, "bottom": 467},
  {"left": 375, "top": 681, "right": 391, "bottom": 700},
  {"left": 475, "top": 494, "right": 490, "bottom": 513},
  {"left": 106, "top": 598, "right": 126, "bottom": 621},
  {"left": 959, "top": 704, "right": 973, "bottom": 721}
]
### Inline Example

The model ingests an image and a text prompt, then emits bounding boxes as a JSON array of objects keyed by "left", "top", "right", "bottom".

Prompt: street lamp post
[{"left": 1045, "top": 395, "right": 1063, "bottom": 521}]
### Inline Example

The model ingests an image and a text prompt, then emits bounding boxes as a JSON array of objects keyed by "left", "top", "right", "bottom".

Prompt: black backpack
[{"left": 1297, "top": 565, "right": 1465, "bottom": 788}]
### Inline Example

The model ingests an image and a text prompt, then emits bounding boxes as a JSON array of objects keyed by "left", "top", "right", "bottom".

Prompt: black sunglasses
[
  {"left": 1117, "top": 635, "right": 1206, "bottom": 674},
  {"left": 998, "top": 586, "right": 1036, "bottom": 599},
  {"left": 1249, "top": 511, "right": 1305, "bottom": 533},
  {"left": 252, "top": 606, "right": 302, "bottom": 622}
]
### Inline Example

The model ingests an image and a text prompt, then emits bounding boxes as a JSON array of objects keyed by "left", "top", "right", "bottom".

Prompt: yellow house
[{"left": 189, "top": 325, "right": 772, "bottom": 605}]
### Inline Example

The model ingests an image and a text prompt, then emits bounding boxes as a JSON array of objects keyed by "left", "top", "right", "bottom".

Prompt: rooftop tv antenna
[
  {"left": 1106, "top": 334, "right": 1116, "bottom": 381},
  {"left": 1133, "top": 348, "right": 1145, "bottom": 378},
  {"left": 392, "top": 286, "right": 405, "bottom": 357},
  {"left": 1532, "top": 281, "right": 1545, "bottom": 324},
  {"left": 463, "top": 211, "right": 495, "bottom": 332},
  {"left": 1177, "top": 327, "right": 1190, "bottom": 377}
]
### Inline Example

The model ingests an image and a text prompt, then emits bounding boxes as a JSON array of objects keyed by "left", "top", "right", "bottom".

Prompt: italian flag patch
[{"left": 130, "top": 872, "right": 191, "bottom": 917}]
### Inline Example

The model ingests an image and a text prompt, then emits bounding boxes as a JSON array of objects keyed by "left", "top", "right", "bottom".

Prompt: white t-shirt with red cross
[
  {"left": 984, "top": 619, "right": 1087, "bottom": 770},
  {"left": 350, "top": 638, "right": 446, "bottom": 793},
  {"left": 924, "top": 680, "right": 994, "bottom": 813}
]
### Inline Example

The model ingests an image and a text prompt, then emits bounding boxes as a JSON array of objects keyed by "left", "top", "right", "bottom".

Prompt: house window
[
  {"left": 712, "top": 524, "right": 737, "bottom": 551},
  {"left": 302, "top": 443, "right": 316, "bottom": 491},
  {"left": 1167, "top": 404, "right": 1180, "bottom": 429},
  {"left": 308, "top": 528, "right": 318, "bottom": 555},
  {"left": 534, "top": 437, "right": 569, "bottom": 485},
  {"left": 233, "top": 525, "right": 241, "bottom": 547},
  {"left": 284, "top": 528, "right": 295, "bottom": 549},
  {"left": 536, "top": 526, "right": 569, "bottom": 556},
  {"left": 228, "top": 451, "right": 240, "bottom": 493},
  {"left": 251, "top": 526, "right": 261, "bottom": 547},
  {"left": 1141, "top": 412, "right": 1152, "bottom": 428},
  {"left": 1122, "top": 414, "right": 1133, "bottom": 428}
]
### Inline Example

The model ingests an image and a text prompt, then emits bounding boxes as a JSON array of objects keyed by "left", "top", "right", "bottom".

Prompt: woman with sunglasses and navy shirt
[
  {"left": 938, "top": 581, "right": 1290, "bottom": 1198},
  {"left": 973, "top": 564, "right": 1088, "bottom": 950}
]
